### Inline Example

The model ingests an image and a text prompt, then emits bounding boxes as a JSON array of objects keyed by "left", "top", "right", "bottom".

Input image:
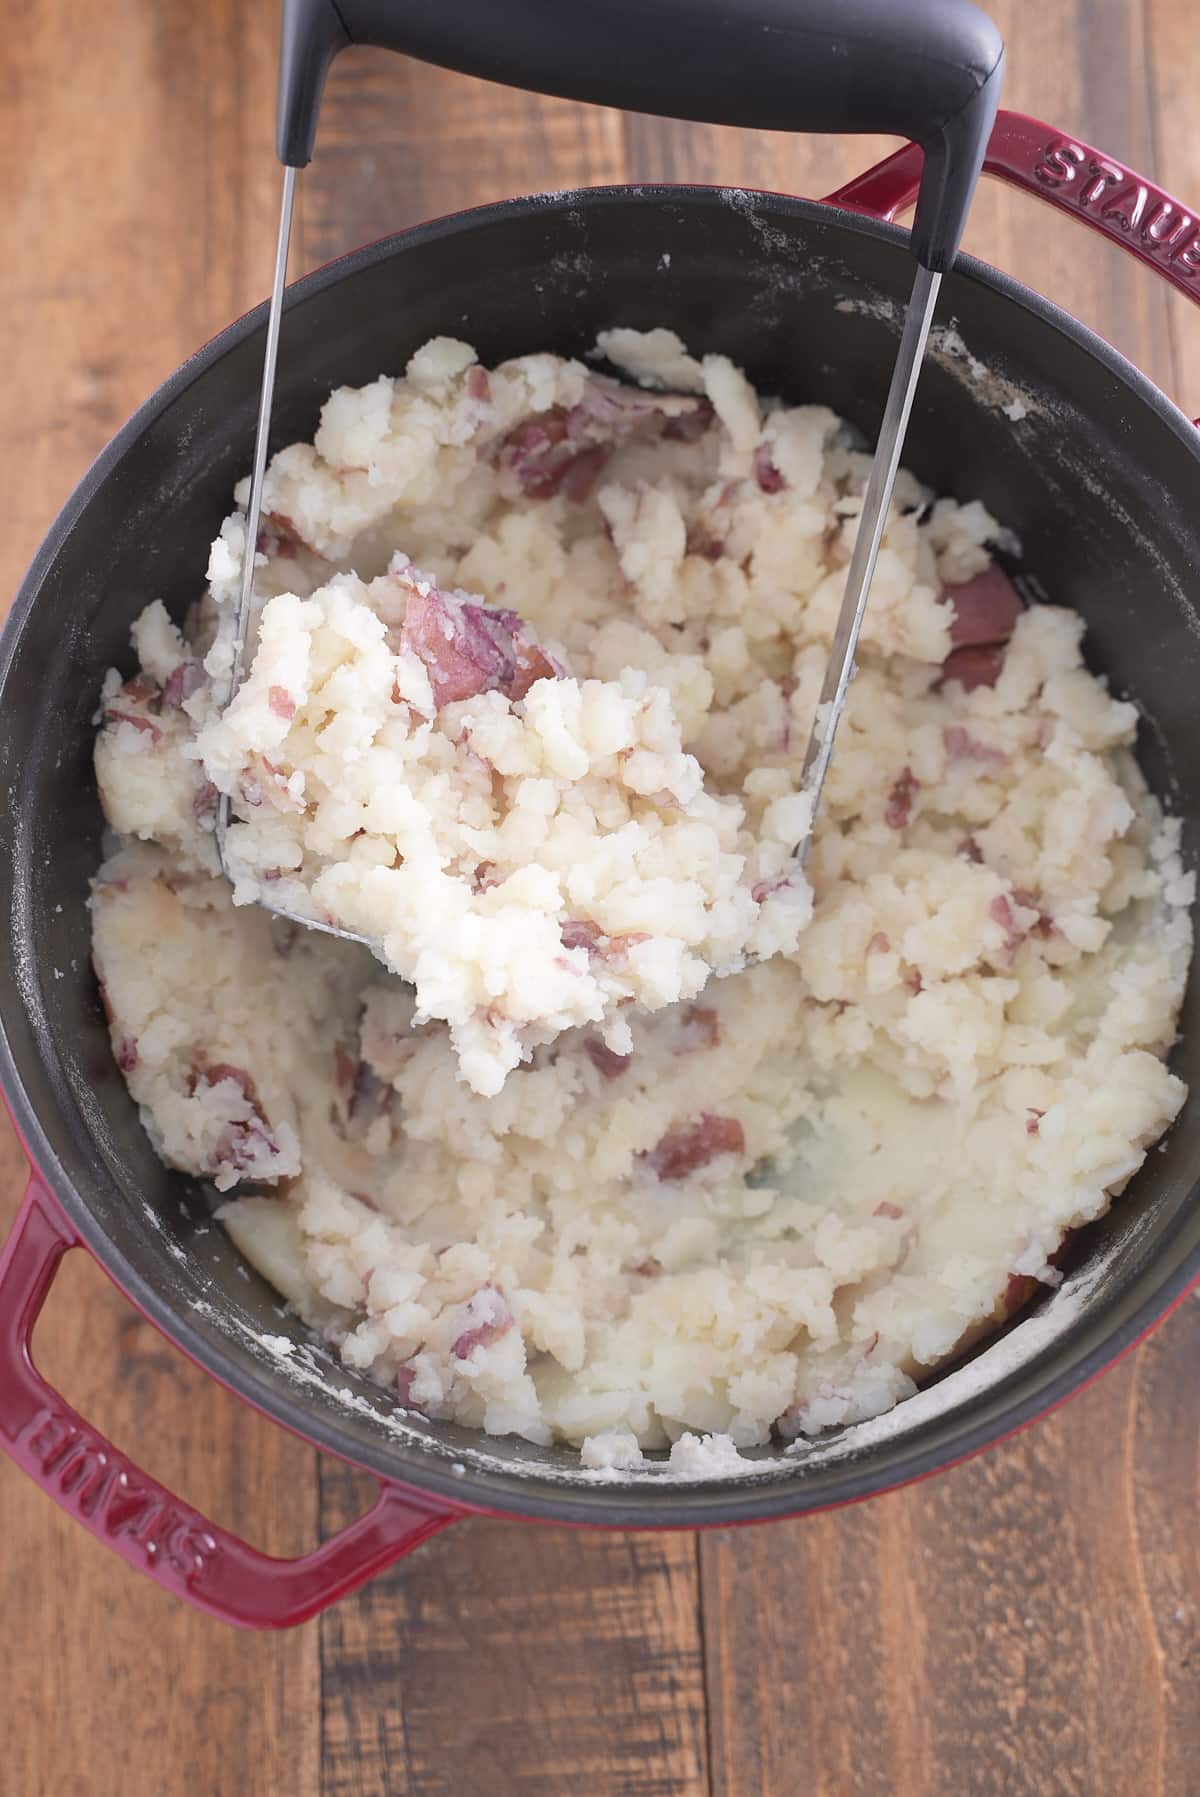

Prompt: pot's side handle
[
  {"left": 0, "top": 1180, "right": 457, "bottom": 1629},
  {"left": 826, "top": 109, "right": 1200, "bottom": 317}
]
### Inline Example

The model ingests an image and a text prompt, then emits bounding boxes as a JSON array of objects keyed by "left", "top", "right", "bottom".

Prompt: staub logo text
[
  {"left": 20, "top": 1406, "right": 218, "bottom": 1582},
  {"left": 1034, "top": 137, "right": 1200, "bottom": 276}
]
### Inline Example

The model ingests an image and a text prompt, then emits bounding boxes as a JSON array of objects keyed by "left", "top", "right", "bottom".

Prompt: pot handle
[
  {"left": 278, "top": 0, "right": 1003, "bottom": 272},
  {"left": 0, "top": 1179, "right": 456, "bottom": 1628},
  {"left": 826, "top": 108, "right": 1200, "bottom": 312}
]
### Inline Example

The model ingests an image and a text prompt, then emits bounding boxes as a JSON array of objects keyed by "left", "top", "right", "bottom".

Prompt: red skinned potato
[{"left": 945, "top": 565, "right": 1023, "bottom": 647}]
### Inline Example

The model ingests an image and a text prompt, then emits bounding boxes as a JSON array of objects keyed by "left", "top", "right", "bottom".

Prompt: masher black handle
[{"left": 278, "top": 0, "right": 1004, "bottom": 272}]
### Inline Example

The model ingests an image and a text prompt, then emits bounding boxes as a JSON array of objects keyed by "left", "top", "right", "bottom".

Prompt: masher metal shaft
[
  {"left": 216, "top": 164, "right": 298, "bottom": 875},
  {"left": 796, "top": 263, "right": 942, "bottom": 858},
  {"left": 230, "top": 164, "right": 298, "bottom": 702}
]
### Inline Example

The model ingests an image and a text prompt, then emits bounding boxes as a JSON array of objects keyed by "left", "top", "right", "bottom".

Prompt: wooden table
[{"left": 2, "top": 3, "right": 1198, "bottom": 1791}]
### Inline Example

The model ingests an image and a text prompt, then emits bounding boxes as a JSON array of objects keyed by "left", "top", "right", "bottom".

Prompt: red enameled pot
[{"left": 0, "top": 10, "right": 1197, "bottom": 1629}]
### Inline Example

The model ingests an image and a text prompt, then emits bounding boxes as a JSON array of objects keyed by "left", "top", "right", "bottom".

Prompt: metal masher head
[
  {"left": 213, "top": 0, "right": 1004, "bottom": 957},
  {"left": 214, "top": 162, "right": 942, "bottom": 956}
]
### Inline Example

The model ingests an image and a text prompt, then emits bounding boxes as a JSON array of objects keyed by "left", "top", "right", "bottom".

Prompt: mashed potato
[
  {"left": 195, "top": 556, "right": 808, "bottom": 1095},
  {"left": 90, "top": 330, "right": 1192, "bottom": 1459}
]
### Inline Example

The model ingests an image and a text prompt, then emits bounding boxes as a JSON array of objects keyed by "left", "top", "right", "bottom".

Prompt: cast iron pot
[{"left": 0, "top": 10, "right": 1197, "bottom": 1628}]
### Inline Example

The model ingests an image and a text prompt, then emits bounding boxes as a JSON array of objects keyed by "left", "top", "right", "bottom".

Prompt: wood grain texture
[
  {"left": 300, "top": 49, "right": 627, "bottom": 264},
  {"left": 1146, "top": 0, "right": 1200, "bottom": 412},
  {"left": 319, "top": 1465, "right": 709, "bottom": 1797},
  {"left": 1, "top": 3, "right": 1198, "bottom": 1794},
  {"left": 0, "top": 6, "right": 321, "bottom": 1796},
  {"left": 702, "top": 1336, "right": 1200, "bottom": 1797}
]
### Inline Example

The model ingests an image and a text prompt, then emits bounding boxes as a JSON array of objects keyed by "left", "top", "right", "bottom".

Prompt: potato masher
[{"left": 216, "top": 0, "right": 1004, "bottom": 949}]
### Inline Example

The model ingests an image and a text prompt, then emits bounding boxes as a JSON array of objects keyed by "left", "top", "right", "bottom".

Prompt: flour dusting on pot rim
[{"left": 89, "top": 328, "right": 1192, "bottom": 1470}]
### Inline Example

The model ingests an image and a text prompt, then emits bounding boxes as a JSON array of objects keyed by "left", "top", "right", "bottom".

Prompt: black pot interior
[{"left": 1, "top": 188, "right": 1197, "bottom": 1525}]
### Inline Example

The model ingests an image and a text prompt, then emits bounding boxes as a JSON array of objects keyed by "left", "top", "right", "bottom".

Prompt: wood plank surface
[
  {"left": 0, "top": 2, "right": 1197, "bottom": 1794},
  {"left": 1147, "top": 0, "right": 1200, "bottom": 412},
  {"left": 701, "top": 1336, "right": 1200, "bottom": 1797},
  {"left": 0, "top": 6, "right": 322, "bottom": 1797},
  {"left": 319, "top": 1465, "right": 708, "bottom": 1797}
]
